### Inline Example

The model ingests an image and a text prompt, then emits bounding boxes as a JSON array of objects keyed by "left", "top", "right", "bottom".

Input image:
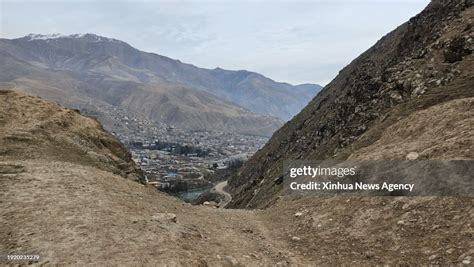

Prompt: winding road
[{"left": 211, "top": 181, "right": 232, "bottom": 208}]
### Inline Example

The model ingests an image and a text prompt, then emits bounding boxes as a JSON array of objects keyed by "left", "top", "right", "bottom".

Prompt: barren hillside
[
  {"left": 1, "top": 90, "right": 472, "bottom": 265},
  {"left": 0, "top": 90, "right": 310, "bottom": 265},
  {"left": 0, "top": 51, "right": 283, "bottom": 136},
  {"left": 0, "top": 90, "right": 141, "bottom": 180},
  {"left": 228, "top": 0, "right": 474, "bottom": 208},
  {"left": 221, "top": 1, "right": 474, "bottom": 264}
]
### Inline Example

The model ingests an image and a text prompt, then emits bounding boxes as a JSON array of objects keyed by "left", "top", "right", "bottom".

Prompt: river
[{"left": 172, "top": 188, "right": 209, "bottom": 202}]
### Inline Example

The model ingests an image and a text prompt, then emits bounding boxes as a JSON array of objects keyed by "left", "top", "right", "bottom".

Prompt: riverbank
[{"left": 170, "top": 187, "right": 212, "bottom": 202}]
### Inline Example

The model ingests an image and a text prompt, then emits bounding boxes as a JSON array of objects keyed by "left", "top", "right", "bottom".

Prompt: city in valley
[{"left": 91, "top": 105, "right": 268, "bottom": 201}]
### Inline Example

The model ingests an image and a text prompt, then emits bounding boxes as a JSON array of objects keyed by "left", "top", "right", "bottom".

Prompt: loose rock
[
  {"left": 429, "top": 255, "right": 437, "bottom": 261},
  {"left": 224, "top": 255, "right": 239, "bottom": 266},
  {"left": 406, "top": 152, "right": 419, "bottom": 160}
]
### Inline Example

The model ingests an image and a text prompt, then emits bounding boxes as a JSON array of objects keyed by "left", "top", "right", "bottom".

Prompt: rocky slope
[
  {"left": 228, "top": 0, "right": 474, "bottom": 208},
  {"left": 220, "top": 2, "right": 474, "bottom": 264}
]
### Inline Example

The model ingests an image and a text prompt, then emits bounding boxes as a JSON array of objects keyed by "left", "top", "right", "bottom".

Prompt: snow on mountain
[{"left": 24, "top": 33, "right": 118, "bottom": 42}]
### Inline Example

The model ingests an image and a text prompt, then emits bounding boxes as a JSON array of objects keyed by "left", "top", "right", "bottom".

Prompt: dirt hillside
[
  {"left": 0, "top": 90, "right": 142, "bottom": 181},
  {"left": 257, "top": 96, "right": 474, "bottom": 265},
  {"left": 0, "top": 90, "right": 311, "bottom": 266}
]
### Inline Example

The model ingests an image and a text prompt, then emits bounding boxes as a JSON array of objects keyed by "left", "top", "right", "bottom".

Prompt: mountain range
[{"left": 0, "top": 33, "right": 321, "bottom": 136}]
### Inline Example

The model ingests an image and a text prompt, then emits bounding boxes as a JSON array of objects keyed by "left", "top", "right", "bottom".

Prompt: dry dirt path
[{"left": 0, "top": 160, "right": 309, "bottom": 266}]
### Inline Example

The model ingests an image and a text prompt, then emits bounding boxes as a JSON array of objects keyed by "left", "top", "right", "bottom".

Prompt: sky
[{"left": 0, "top": 0, "right": 429, "bottom": 86}]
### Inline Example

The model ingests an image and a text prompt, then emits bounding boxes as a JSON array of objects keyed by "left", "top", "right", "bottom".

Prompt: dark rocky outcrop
[{"left": 228, "top": 0, "right": 474, "bottom": 208}]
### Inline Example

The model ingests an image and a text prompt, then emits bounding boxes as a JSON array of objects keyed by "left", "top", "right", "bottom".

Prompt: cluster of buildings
[{"left": 103, "top": 108, "right": 268, "bottom": 197}]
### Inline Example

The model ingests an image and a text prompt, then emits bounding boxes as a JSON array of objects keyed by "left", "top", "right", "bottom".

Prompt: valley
[
  {"left": 105, "top": 107, "right": 267, "bottom": 201},
  {"left": 1, "top": 0, "right": 473, "bottom": 265}
]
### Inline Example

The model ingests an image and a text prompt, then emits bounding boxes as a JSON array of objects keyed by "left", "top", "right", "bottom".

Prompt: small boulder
[
  {"left": 406, "top": 152, "right": 419, "bottom": 160},
  {"left": 291, "top": 236, "right": 301, "bottom": 241},
  {"left": 461, "top": 256, "right": 472, "bottom": 265}
]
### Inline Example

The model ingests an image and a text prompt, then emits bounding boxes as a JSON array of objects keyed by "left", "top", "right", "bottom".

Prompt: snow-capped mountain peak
[{"left": 23, "top": 33, "right": 119, "bottom": 43}]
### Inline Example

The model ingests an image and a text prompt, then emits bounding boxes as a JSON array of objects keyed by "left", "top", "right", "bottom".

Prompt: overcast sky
[{"left": 1, "top": 0, "right": 429, "bottom": 85}]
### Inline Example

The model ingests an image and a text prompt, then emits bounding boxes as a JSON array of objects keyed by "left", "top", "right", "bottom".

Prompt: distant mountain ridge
[
  {"left": 0, "top": 33, "right": 320, "bottom": 136},
  {"left": 4, "top": 33, "right": 321, "bottom": 120}
]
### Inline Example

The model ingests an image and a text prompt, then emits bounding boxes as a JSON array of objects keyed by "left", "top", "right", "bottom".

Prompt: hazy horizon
[{"left": 0, "top": 0, "right": 429, "bottom": 86}]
